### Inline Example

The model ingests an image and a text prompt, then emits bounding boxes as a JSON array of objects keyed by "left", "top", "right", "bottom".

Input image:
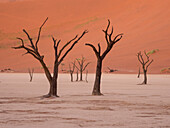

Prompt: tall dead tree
[
  {"left": 137, "top": 51, "right": 153, "bottom": 84},
  {"left": 74, "top": 56, "right": 90, "bottom": 81},
  {"left": 69, "top": 61, "right": 76, "bottom": 82},
  {"left": 86, "top": 19, "right": 123, "bottom": 95},
  {"left": 13, "top": 17, "right": 88, "bottom": 97}
]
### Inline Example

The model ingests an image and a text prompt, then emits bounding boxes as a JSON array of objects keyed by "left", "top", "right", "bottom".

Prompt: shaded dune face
[{"left": 0, "top": 0, "right": 170, "bottom": 73}]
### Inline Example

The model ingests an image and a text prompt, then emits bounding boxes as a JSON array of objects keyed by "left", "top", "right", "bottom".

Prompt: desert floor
[{"left": 0, "top": 73, "right": 170, "bottom": 128}]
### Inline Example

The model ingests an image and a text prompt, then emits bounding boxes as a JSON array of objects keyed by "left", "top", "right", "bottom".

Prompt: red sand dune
[{"left": 0, "top": 0, "right": 170, "bottom": 73}]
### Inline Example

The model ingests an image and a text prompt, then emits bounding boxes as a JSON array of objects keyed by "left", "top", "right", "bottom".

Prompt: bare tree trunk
[
  {"left": 69, "top": 62, "right": 75, "bottom": 82},
  {"left": 80, "top": 69, "right": 83, "bottom": 81},
  {"left": 92, "top": 59, "right": 102, "bottom": 95},
  {"left": 76, "top": 70, "right": 79, "bottom": 81},
  {"left": 86, "top": 19, "right": 123, "bottom": 95},
  {"left": 142, "top": 70, "right": 147, "bottom": 84},
  {"left": 70, "top": 73, "right": 73, "bottom": 82},
  {"left": 47, "top": 62, "right": 59, "bottom": 97},
  {"left": 28, "top": 68, "right": 34, "bottom": 82},
  {"left": 137, "top": 67, "right": 140, "bottom": 78},
  {"left": 85, "top": 70, "right": 88, "bottom": 83}
]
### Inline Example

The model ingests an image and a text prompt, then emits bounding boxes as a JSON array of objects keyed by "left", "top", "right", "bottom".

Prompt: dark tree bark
[
  {"left": 28, "top": 68, "right": 34, "bottom": 82},
  {"left": 76, "top": 70, "right": 79, "bottom": 81},
  {"left": 85, "top": 19, "right": 123, "bottom": 95},
  {"left": 69, "top": 61, "right": 76, "bottom": 82},
  {"left": 74, "top": 56, "right": 90, "bottom": 81},
  {"left": 137, "top": 51, "right": 153, "bottom": 84},
  {"left": 12, "top": 17, "right": 88, "bottom": 97}
]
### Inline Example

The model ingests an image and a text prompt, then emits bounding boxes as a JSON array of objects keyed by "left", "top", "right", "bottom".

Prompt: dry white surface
[{"left": 0, "top": 73, "right": 170, "bottom": 128}]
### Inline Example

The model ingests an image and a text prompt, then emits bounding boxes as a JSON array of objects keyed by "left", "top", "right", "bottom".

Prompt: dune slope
[{"left": 0, "top": 0, "right": 170, "bottom": 73}]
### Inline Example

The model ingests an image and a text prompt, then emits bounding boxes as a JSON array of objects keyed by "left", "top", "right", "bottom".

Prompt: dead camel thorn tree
[
  {"left": 137, "top": 51, "right": 153, "bottom": 85},
  {"left": 86, "top": 19, "right": 123, "bottom": 95},
  {"left": 107, "top": 67, "right": 118, "bottom": 73},
  {"left": 69, "top": 61, "right": 76, "bottom": 82},
  {"left": 74, "top": 56, "right": 90, "bottom": 81},
  {"left": 12, "top": 17, "right": 88, "bottom": 97}
]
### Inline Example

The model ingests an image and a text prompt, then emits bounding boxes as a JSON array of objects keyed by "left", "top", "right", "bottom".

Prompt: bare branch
[
  {"left": 108, "top": 26, "right": 114, "bottom": 43},
  {"left": 16, "top": 37, "right": 24, "bottom": 46},
  {"left": 72, "top": 61, "right": 76, "bottom": 72},
  {"left": 23, "top": 29, "right": 35, "bottom": 49},
  {"left": 58, "top": 30, "right": 88, "bottom": 65},
  {"left": 107, "top": 67, "right": 111, "bottom": 70},
  {"left": 13, "top": 37, "right": 39, "bottom": 59},
  {"left": 146, "top": 59, "right": 153, "bottom": 69},
  {"left": 69, "top": 61, "right": 76, "bottom": 73},
  {"left": 52, "top": 36, "right": 57, "bottom": 48},
  {"left": 113, "top": 33, "right": 123, "bottom": 43},
  {"left": 52, "top": 36, "right": 61, "bottom": 60},
  {"left": 101, "top": 20, "right": 123, "bottom": 60},
  {"left": 76, "top": 58, "right": 81, "bottom": 66},
  {"left": 144, "top": 50, "right": 150, "bottom": 64},
  {"left": 35, "top": 17, "right": 48, "bottom": 50},
  {"left": 69, "top": 64, "right": 71, "bottom": 72},
  {"left": 98, "top": 43, "right": 101, "bottom": 56},
  {"left": 137, "top": 51, "right": 145, "bottom": 64},
  {"left": 83, "top": 62, "right": 90, "bottom": 71},
  {"left": 102, "top": 19, "right": 110, "bottom": 46},
  {"left": 58, "top": 35, "right": 78, "bottom": 58},
  {"left": 72, "top": 62, "right": 79, "bottom": 71},
  {"left": 56, "top": 40, "right": 61, "bottom": 49},
  {"left": 85, "top": 43, "right": 99, "bottom": 58}
]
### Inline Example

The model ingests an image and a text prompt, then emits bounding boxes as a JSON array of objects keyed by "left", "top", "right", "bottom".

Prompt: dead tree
[
  {"left": 12, "top": 17, "right": 88, "bottom": 97},
  {"left": 28, "top": 68, "right": 34, "bottom": 82},
  {"left": 107, "top": 67, "right": 118, "bottom": 73},
  {"left": 137, "top": 67, "right": 140, "bottom": 78},
  {"left": 86, "top": 19, "right": 123, "bottom": 95},
  {"left": 74, "top": 56, "right": 90, "bottom": 81},
  {"left": 137, "top": 51, "right": 153, "bottom": 84},
  {"left": 60, "top": 63, "right": 65, "bottom": 72},
  {"left": 85, "top": 70, "right": 88, "bottom": 83},
  {"left": 69, "top": 61, "right": 76, "bottom": 82}
]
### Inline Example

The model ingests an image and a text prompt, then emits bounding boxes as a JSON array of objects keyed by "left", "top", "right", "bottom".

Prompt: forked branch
[{"left": 58, "top": 30, "right": 88, "bottom": 64}]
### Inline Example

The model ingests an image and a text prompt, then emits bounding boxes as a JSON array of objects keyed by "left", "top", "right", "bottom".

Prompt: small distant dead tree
[
  {"left": 137, "top": 51, "right": 153, "bottom": 84},
  {"left": 107, "top": 67, "right": 118, "bottom": 73},
  {"left": 69, "top": 61, "right": 76, "bottom": 82},
  {"left": 137, "top": 67, "right": 140, "bottom": 78},
  {"left": 61, "top": 63, "right": 65, "bottom": 72},
  {"left": 12, "top": 17, "right": 88, "bottom": 97},
  {"left": 86, "top": 19, "right": 123, "bottom": 95},
  {"left": 85, "top": 70, "right": 88, "bottom": 83},
  {"left": 74, "top": 56, "right": 90, "bottom": 81},
  {"left": 28, "top": 68, "right": 34, "bottom": 82}
]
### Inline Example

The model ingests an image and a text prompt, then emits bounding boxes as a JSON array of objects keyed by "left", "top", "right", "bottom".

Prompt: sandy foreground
[{"left": 0, "top": 73, "right": 170, "bottom": 128}]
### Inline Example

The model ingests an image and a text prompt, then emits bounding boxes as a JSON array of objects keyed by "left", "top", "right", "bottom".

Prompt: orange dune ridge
[{"left": 0, "top": 0, "right": 170, "bottom": 73}]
